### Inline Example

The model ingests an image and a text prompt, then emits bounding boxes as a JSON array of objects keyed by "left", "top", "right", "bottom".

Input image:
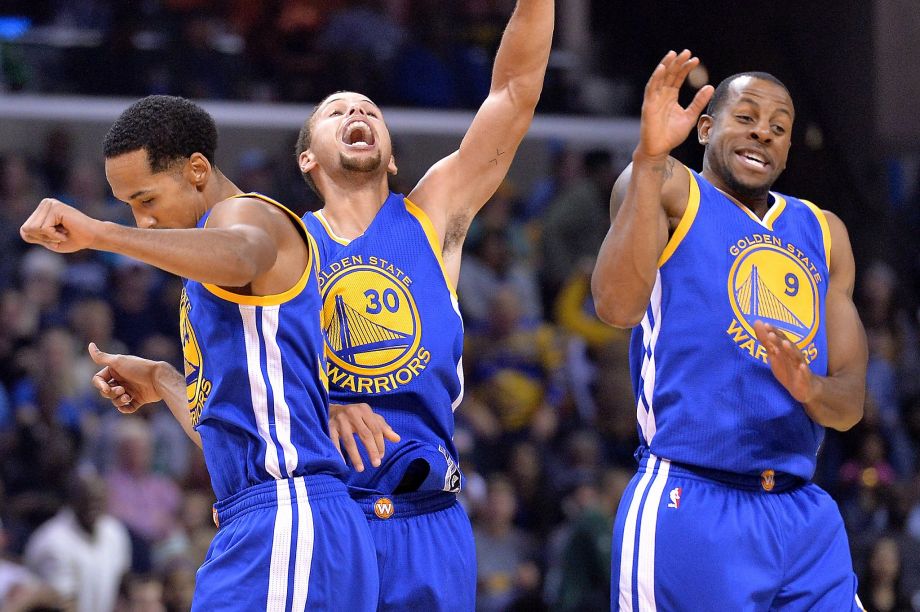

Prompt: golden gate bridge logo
[
  {"left": 326, "top": 295, "right": 413, "bottom": 366},
  {"left": 321, "top": 265, "right": 422, "bottom": 376},
  {"left": 728, "top": 244, "right": 819, "bottom": 347}
]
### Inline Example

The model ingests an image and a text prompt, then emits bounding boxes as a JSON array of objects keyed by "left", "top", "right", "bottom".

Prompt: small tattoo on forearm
[{"left": 489, "top": 148, "right": 506, "bottom": 166}]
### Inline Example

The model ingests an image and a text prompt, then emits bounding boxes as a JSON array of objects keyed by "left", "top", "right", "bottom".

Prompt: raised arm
[
  {"left": 754, "top": 213, "right": 867, "bottom": 431},
  {"left": 591, "top": 50, "right": 713, "bottom": 328},
  {"left": 20, "top": 196, "right": 284, "bottom": 288},
  {"left": 408, "top": 0, "right": 554, "bottom": 268}
]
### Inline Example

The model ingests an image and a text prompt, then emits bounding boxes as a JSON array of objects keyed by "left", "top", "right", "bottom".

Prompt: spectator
[
  {"left": 474, "top": 474, "right": 541, "bottom": 612},
  {"left": 24, "top": 471, "right": 130, "bottom": 612},
  {"left": 540, "top": 150, "right": 617, "bottom": 297}
]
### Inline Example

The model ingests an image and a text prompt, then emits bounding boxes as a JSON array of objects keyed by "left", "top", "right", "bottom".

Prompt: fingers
[
  {"left": 88, "top": 342, "right": 112, "bottom": 365},
  {"left": 20, "top": 199, "right": 64, "bottom": 246},
  {"left": 340, "top": 430, "right": 365, "bottom": 472},
  {"left": 354, "top": 421, "right": 382, "bottom": 468},
  {"left": 382, "top": 422, "right": 401, "bottom": 444},
  {"left": 663, "top": 50, "right": 694, "bottom": 88},
  {"left": 687, "top": 84, "right": 715, "bottom": 117}
]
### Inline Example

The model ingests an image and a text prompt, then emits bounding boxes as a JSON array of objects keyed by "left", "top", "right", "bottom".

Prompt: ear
[
  {"left": 299, "top": 150, "right": 317, "bottom": 175},
  {"left": 187, "top": 153, "right": 212, "bottom": 189},
  {"left": 387, "top": 154, "right": 398, "bottom": 176},
  {"left": 697, "top": 114, "right": 714, "bottom": 145}
]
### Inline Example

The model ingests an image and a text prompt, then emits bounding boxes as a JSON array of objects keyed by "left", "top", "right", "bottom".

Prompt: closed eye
[{"left": 736, "top": 115, "right": 754, "bottom": 123}]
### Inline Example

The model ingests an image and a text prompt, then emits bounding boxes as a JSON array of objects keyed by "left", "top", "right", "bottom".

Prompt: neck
[
  {"left": 318, "top": 176, "right": 392, "bottom": 239},
  {"left": 700, "top": 165, "right": 772, "bottom": 219},
  {"left": 203, "top": 169, "right": 245, "bottom": 214}
]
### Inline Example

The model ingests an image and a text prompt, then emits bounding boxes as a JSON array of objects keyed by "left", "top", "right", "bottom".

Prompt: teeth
[{"left": 344, "top": 121, "right": 372, "bottom": 146}]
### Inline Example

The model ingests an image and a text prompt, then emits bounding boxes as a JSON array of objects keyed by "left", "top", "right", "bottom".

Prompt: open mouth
[
  {"left": 735, "top": 148, "right": 770, "bottom": 171},
  {"left": 341, "top": 120, "right": 376, "bottom": 149}
]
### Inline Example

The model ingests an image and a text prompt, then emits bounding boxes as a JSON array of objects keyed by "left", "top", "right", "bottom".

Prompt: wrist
[
  {"left": 152, "top": 361, "right": 181, "bottom": 399},
  {"left": 91, "top": 221, "right": 120, "bottom": 252},
  {"left": 632, "top": 150, "right": 670, "bottom": 167}
]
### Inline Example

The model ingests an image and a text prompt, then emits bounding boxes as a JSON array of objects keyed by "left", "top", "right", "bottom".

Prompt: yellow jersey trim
[
  {"left": 403, "top": 197, "right": 458, "bottom": 297},
  {"left": 801, "top": 199, "right": 832, "bottom": 269},
  {"left": 761, "top": 194, "right": 787, "bottom": 230},
  {"left": 658, "top": 165, "right": 700, "bottom": 267},
  {"left": 718, "top": 189, "right": 786, "bottom": 230},
  {"left": 201, "top": 193, "right": 313, "bottom": 306},
  {"left": 311, "top": 210, "right": 351, "bottom": 246}
]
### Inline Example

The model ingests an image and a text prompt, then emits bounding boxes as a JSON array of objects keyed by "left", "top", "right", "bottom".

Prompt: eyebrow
[
  {"left": 737, "top": 96, "right": 793, "bottom": 119},
  {"left": 321, "top": 98, "right": 378, "bottom": 110},
  {"left": 128, "top": 189, "right": 152, "bottom": 200}
]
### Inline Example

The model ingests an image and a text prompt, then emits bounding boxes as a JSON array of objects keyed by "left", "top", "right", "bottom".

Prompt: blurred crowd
[
  {"left": 1, "top": 128, "right": 920, "bottom": 612},
  {"left": 0, "top": 0, "right": 586, "bottom": 112}
]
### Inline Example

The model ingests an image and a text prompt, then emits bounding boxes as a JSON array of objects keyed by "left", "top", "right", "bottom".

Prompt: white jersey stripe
[
  {"left": 262, "top": 306, "right": 300, "bottom": 477},
  {"left": 240, "top": 306, "right": 282, "bottom": 479},
  {"left": 291, "top": 477, "right": 314, "bottom": 611},
  {"left": 637, "top": 457, "right": 671, "bottom": 610},
  {"left": 267, "top": 480, "right": 292, "bottom": 611},
  {"left": 618, "top": 455, "right": 658, "bottom": 611},
  {"left": 640, "top": 274, "right": 663, "bottom": 445}
]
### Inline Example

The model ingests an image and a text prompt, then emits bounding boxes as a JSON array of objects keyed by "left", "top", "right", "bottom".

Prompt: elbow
[
  {"left": 834, "top": 397, "right": 866, "bottom": 432},
  {"left": 595, "top": 303, "right": 644, "bottom": 329},
  {"left": 220, "top": 255, "right": 262, "bottom": 288},
  {"left": 591, "top": 281, "right": 643, "bottom": 329}
]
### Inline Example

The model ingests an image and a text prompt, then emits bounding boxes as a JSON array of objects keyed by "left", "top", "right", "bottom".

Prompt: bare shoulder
[
  {"left": 208, "top": 196, "right": 290, "bottom": 230},
  {"left": 612, "top": 156, "right": 691, "bottom": 226}
]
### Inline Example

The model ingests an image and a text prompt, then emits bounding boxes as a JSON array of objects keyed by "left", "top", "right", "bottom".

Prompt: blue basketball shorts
[
  {"left": 611, "top": 453, "right": 865, "bottom": 611},
  {"left": 352, "top": 490, "right": 476, "bottom": 612},
  {"left": 193, "top": 474, "right": 379, "bottom": 611}
]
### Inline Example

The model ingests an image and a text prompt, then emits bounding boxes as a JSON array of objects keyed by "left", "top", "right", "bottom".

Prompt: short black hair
[
  {"left": 705, "top": 72, "right": 791, "bottom": 117},
  {"left": 103, "top": 95, "right": 218, "bottom": 173}
]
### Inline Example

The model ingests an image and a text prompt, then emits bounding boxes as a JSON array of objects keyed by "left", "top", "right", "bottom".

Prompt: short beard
[
  {"left": 340, "top": 151, "right": 382, "bottom": 174},
  {"left": 722, "top": 170, "right": 772, "bottom": 201}
]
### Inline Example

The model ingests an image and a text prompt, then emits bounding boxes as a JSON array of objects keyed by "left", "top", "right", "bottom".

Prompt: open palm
[{"left": 637, "top": 50, "right": 714, "bottom": 160}]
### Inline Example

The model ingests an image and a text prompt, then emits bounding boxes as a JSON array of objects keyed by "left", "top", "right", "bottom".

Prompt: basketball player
[
  {"left": 20, "top": 96, "right": 379, "bottom": 611},
  {"left": 292, "top": 1, "right": 554, "bottom": 609},
  {"left": 591, "top": 50, "right": 868, "bottom": 610}
]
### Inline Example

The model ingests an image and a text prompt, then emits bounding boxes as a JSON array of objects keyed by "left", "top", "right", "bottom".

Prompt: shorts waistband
[
  {"left": 639, "top": 451, "right": 806, "bottom": 493},
  {"left": 213, "top": 474, "right": 347, "bottom": 528},
  {"left": 350, "top": 489, "right": 457, "bottom": 520}
]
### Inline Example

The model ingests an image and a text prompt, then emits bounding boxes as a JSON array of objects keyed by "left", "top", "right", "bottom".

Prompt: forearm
[
  {"left": 153, "top": 362, "right": 203, "bottom": 448},
  {"left": 592, "top": 156, "right": 670, "bottom": 327},
  {"left": 94, "top": 222, "right": 272, "bottom": 286},
  {"left": 803, "top": 370, "right": 865, "bottom": 431},
  {"left": 492, "top": 0, "right": 554, "bottom": 104}
]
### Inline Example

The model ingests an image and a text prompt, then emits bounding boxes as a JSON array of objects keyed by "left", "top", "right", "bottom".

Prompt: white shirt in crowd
[{"left": 24, "top": 508, "right": 131, "bottom": 612}]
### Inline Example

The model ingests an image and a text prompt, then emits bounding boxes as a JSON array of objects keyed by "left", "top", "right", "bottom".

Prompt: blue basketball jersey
[
  {"left": 630, "top": 167, "right": 831, "bottom": 480},
  {"left": 302, "top": 192, "right": 465, "bottom": 494},
  {"left": 182, "top": 193, "right": 347, "bottom": 501}
]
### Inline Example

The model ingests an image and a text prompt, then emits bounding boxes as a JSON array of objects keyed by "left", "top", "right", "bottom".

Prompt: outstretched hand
[
  {"left": 753, "top": 321, "right": 818, "bottom": 404},
  {"left": 88, "top": 342, "right": 166, "bottom": 413},
  {"left": 20, "top": 198, "right": 101, "bottom": 253},
  {"left": 636, "top": 50, "right": 714, "bottom": 161},
  {"left": 329, "top": 403, "right": 401, "bottom": 472}
]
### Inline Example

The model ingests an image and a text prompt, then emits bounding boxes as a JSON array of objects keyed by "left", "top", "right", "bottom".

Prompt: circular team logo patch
[
  {"left": 321, "top": 265, "right": 422, "bottom": 376},
  {"left": 727, "top": 243, "right": 820, "bottom": 348},
  {"left": 374, "top": 497, "right": 394, "bottom": 519}
]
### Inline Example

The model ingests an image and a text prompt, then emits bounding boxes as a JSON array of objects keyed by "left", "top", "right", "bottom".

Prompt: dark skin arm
[
  {"left": 754, "top": 212, "right": 867, "bottom": 431},
  {"left": 591, "top": 50, "right": 713, "bottom": 328}
]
